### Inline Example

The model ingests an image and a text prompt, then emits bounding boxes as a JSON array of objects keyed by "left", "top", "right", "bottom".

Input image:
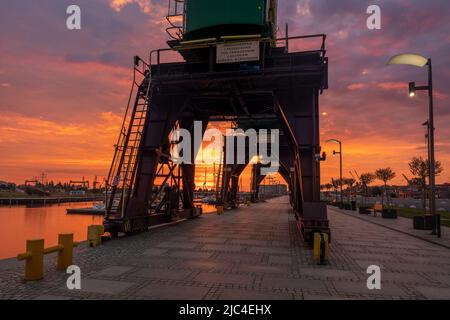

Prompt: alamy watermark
[
  {"left": 66, "top": 4, "right": 381, "bottom": 31},
  {"left": 66, "top": 265, "right": 81, "bottom": 290},
  {"left": 366, "top": 265, "right": 381, "bottom": 290},
  {"left": 66, "top": 5, "right": 81, "bottom": 30},
  {"left": 367, "top": 5, "right": 382, "bottom": 30}
]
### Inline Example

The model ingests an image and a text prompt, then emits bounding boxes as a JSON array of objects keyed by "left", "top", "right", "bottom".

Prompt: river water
[
  {"left": 0, "top": 202, "right": 217, "bottom": 260},
  {"left": 0, "top": 202, "right": 103, "bottom": 260}
]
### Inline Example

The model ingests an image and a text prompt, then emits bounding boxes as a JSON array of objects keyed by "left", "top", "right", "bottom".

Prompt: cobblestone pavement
[{"left": 1, "top": 197, "right": 450, "bottom": 300}]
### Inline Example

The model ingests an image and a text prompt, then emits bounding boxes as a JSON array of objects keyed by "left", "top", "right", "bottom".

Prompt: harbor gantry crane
[
  {"left": 70, "top": 178, "right": 90, "bottom": 189},
  {"left": 93, "top": 176, "right": 100, "bottom": 190},
  {"left": 25, "top": 179, "right": 39, "bottom": 186},
  {"left": 103, "top": 0, "right": 330, "bottom": 244}
]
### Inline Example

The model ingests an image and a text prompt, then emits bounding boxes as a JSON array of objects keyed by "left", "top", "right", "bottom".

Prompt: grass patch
[{"left": 393, "top": 207, "right": 450, "bottom": 228}]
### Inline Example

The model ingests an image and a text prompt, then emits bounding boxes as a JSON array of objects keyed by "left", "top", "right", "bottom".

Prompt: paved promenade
[
  {"left": 329, "top": 206, "right": 450, "bottom": 249},
  {"left": 1, "top": 197, "right": 450, "bottom": 300}
]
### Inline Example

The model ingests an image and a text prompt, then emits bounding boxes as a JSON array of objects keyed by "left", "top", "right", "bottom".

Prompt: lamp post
[
  {"left": 388, "top": 53, "right": 440, "bottom": 238},
  {"left": 327, "top": 139, "right": 343, "bottom": 205}
]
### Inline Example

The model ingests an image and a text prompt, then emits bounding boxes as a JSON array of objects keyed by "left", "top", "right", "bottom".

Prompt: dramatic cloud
[{"left": 109, "top": 0, "right": 152, "bottom": 13}]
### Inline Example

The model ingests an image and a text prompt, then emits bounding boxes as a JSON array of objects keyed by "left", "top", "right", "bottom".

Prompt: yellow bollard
[
  {"left": 88, "top": 225, "right": 104, "bottom": 247},
  {"left": 17, "top": 239, "right": 44, "bottom": 281},
  {"left": 56, "top": 233, "right": 76, "bottom": 270},
  {"left": 18, "top": 234, "right": 78, "bottom": 280},
  {"left": 313, "top": 233, "right": 329, "bottom": 265},
  {"left": 195, "top": 205, "right": 203, "bottom": 216},
  {"left": 216, "top": 206, "right": 224, "bottom": 215}
]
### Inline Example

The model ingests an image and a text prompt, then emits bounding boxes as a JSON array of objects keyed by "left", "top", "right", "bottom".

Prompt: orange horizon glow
[
  {"left": 1, "top": 1, "right": 449, "bottom": 189},
  {"left": 2, "top": 116, "right": 448, "bottom": 188}
]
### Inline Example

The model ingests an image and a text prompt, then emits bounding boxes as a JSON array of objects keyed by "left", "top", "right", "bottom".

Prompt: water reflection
[
  {"left": 0, "top": 202, "right": 217, "bottom": 259},
  {"left": 0, "top": 202, "right": 102, "bottom": 259}
]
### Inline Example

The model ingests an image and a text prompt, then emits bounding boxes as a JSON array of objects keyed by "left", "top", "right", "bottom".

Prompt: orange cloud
[
  {"left": 0, "top": 112, "right": 123, "bottom": 183},
  {"left": 321, "top": 133, "right": 450, "bottom": 186},
  {"left": 110, "top": 0, "right": 152, "bottom": 13},
  {"left": 347, "top": 83, "right": 367, "bottom": 90},
  {"left": 377, "top": 82, "right": 406, "bottom": 91}
]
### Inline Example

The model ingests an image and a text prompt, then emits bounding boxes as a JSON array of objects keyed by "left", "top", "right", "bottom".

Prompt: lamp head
[
  {"left": 326, "top": 139, "right": 341, "bottom": 145},
  {"left": 387, "top": 54, "right": 428, "bottom": 68}
]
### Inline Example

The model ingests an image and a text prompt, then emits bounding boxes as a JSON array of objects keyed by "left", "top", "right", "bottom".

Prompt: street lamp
[
  {"left": 327, "top": 139, "right": 343, "bottom": 205},
  {"left": 388, "top": 53, "right": 440, "bottom": 238}
]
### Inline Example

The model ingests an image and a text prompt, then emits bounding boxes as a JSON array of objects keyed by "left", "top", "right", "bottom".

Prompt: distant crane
[
  {"left": 25, "top": 179, "right": 38, "bottom": 186},
  {"left": 39, "top": 172, "right": 47, "bottom": 185},
  {"left": 402, "top": 174, "right": 421, "bottom": 191},
  {"left": 70, "top": 178, "right": 90, "bottom": 189},
  {"left": 24, "top": 177, "right": 49, "bottom": 196},
  {"left": 351, "top": 170, "right": 361, "bottom": 194},
  {"left": 93, "top": 176, "right": 100, "bottom": 190},
  {"left": 402, "top": 174, "right": 412, "bottom": 185}
]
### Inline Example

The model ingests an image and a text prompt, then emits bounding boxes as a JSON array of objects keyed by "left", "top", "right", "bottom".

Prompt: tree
[
  {"left": 331, "top": 178, "right": 340, "bottom": 203},
  {"left": 321, "top": 183, "right": 334, "bottom": 202},
  {"left": 321, "top": 183, "right": 333, "bottom": 191},
  {"left": 408, "top": 157, "right": 444, "bottom": 213},
  {"left": 359, "top": 173, "right": 375, "bottom": 206},
  {"left": 342, "top": 178, "right": 356, "bottom": 202},
  {"left": 375, "top": 168, "right": 396, "bottom": 208}
]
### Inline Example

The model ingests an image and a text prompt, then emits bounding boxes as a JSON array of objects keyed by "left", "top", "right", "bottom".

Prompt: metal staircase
[
  {"left": 149, "top": 153, "right": 184, "bottom": 216},
  {"left": 105, "top": 56, "right": 152, "bottom": 219}
]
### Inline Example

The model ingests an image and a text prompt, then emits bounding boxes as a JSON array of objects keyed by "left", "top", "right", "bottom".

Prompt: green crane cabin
[
  {"left": 167, "top": 0, "right": 277, "bottom": 42},
  {"left": 182, "top": 0, "right": 277, "bottom": 41}
]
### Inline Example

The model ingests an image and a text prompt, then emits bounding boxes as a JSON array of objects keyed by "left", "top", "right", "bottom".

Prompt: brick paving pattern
[
  {"left": 328, "top": 206, "right": 450, "bottom": 249},
  {"left": 1, "top": 197, "right": 449, "bottom": 300}
]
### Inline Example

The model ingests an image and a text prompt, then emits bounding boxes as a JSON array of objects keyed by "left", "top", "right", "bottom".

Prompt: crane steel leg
[
  {"left": 275, "top": 88, "right": 330, "bottom": 243},
  {"left": 125, "top": 94, "right": 189, "bottom": 230},
  {"left": 179, "top": 116, "right": 209, "bottom": 215}
]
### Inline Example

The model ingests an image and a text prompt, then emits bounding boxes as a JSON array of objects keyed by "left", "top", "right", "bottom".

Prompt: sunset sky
[{"left": 1, "top": 0, "right": 449, "bottom": 188}]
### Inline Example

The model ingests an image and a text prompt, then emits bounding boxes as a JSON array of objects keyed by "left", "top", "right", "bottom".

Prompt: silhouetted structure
[{"left": 104, "top": 0, "right": 330, "bottom": 243}]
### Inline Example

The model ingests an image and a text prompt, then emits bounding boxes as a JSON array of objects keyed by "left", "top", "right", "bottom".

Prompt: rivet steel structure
[{"left": 104, "top": 0, "right": 330, "bottom": 243}]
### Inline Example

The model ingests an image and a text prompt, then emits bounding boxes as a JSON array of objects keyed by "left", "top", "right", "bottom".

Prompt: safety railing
[
  {"left": 275, "top": 34, "right": 327, "bottom": 58},
  {"left": 104, "top": 56, "right": 151, "bottom": 216},
  {"left": 17, "top": 234, "right": 79, "bottom": 281},
  {"left": 148, "top": 33, "right": 327, "bottom": 74}
]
